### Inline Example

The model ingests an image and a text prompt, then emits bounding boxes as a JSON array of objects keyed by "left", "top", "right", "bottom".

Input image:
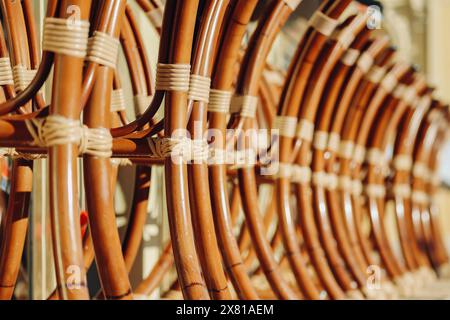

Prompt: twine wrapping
[
  {"left": 188, "top": 74, "right": 211, "bottom": 103},
  {"left": 43, "top": 17, "right": 90, "bottom": 58},
  {"left": 111, "top": 89, "right": 126, "bottom": 112},
  {"left": 155, "top": 63, "right": 191, "bottom": 92},
  {"left": 0, "top": 57, "right": 13, "bottom": 86},
  {"left": 13, "top": 65, "right": 37, "bottom": 92},
  {"left": 230, "top": 95, "right": 258, "bottom": 118},
  {"left": 208, "top": 89, "right": 232, "bottom": 113},
  {"left": 86, "top": 31, "right": 120, "bottom": 69}
]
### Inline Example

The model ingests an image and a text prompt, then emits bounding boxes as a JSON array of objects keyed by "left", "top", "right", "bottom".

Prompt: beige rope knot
[
  {"left": 79, "top": 126, "right": 113, "bottom": 158},
  {"left": 25, "top": 115, "right": 81, "bottom": 148},
  {"left": 111, "top": 89, "right": 126, "bottom": 112},
  {"left": 208, "top": 89, "right": 232, "bottom": 113},
  {"left": 230, "top": 95, "right": 258, "bottom": 118},
  {"left": 43, "top": 17, "right": 90, "bottom": 58},
  {"left": 272, "top": 116, "right": 297, "bottom": 138},
  {"left": 155, "top": 63, "right": 191, "bottom": 92},
  {"left": 25, "top": 115, "right": 112, "bottom": 158},
  {"left": 13, "top": 65, "right": 37, "bottom": 92},
  {"left": 188, "top": 74, "right": 211, "bottom": 103},
  {"left": 147, "top": 137, "right": 209, "bottom": 163},
  {"left": 0, "top": 148, "right": 18, "bottom": 158},
  {"left": 147, "top": 137, "right": 178, "bottom": 158},
  {"left": 0, "top": 57, "right": 13, "bottom": 86},
  {"left": 147, "top": 7, "right": 163, "bottom": 28},
  {"left": 308, "top": 11, "right": 339, "bottom": 37},
  {"left": 86, "top": 31, "right": 120, "bottom": 69}
]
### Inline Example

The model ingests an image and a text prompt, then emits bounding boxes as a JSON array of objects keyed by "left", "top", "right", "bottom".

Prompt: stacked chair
[{"left": 0, "top": 0, "right": 449, "bottom": 300}]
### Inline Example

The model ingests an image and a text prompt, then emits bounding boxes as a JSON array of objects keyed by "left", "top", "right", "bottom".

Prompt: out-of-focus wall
[{"left": 380, "top": 0, "right": 450, "bottom": 249}]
